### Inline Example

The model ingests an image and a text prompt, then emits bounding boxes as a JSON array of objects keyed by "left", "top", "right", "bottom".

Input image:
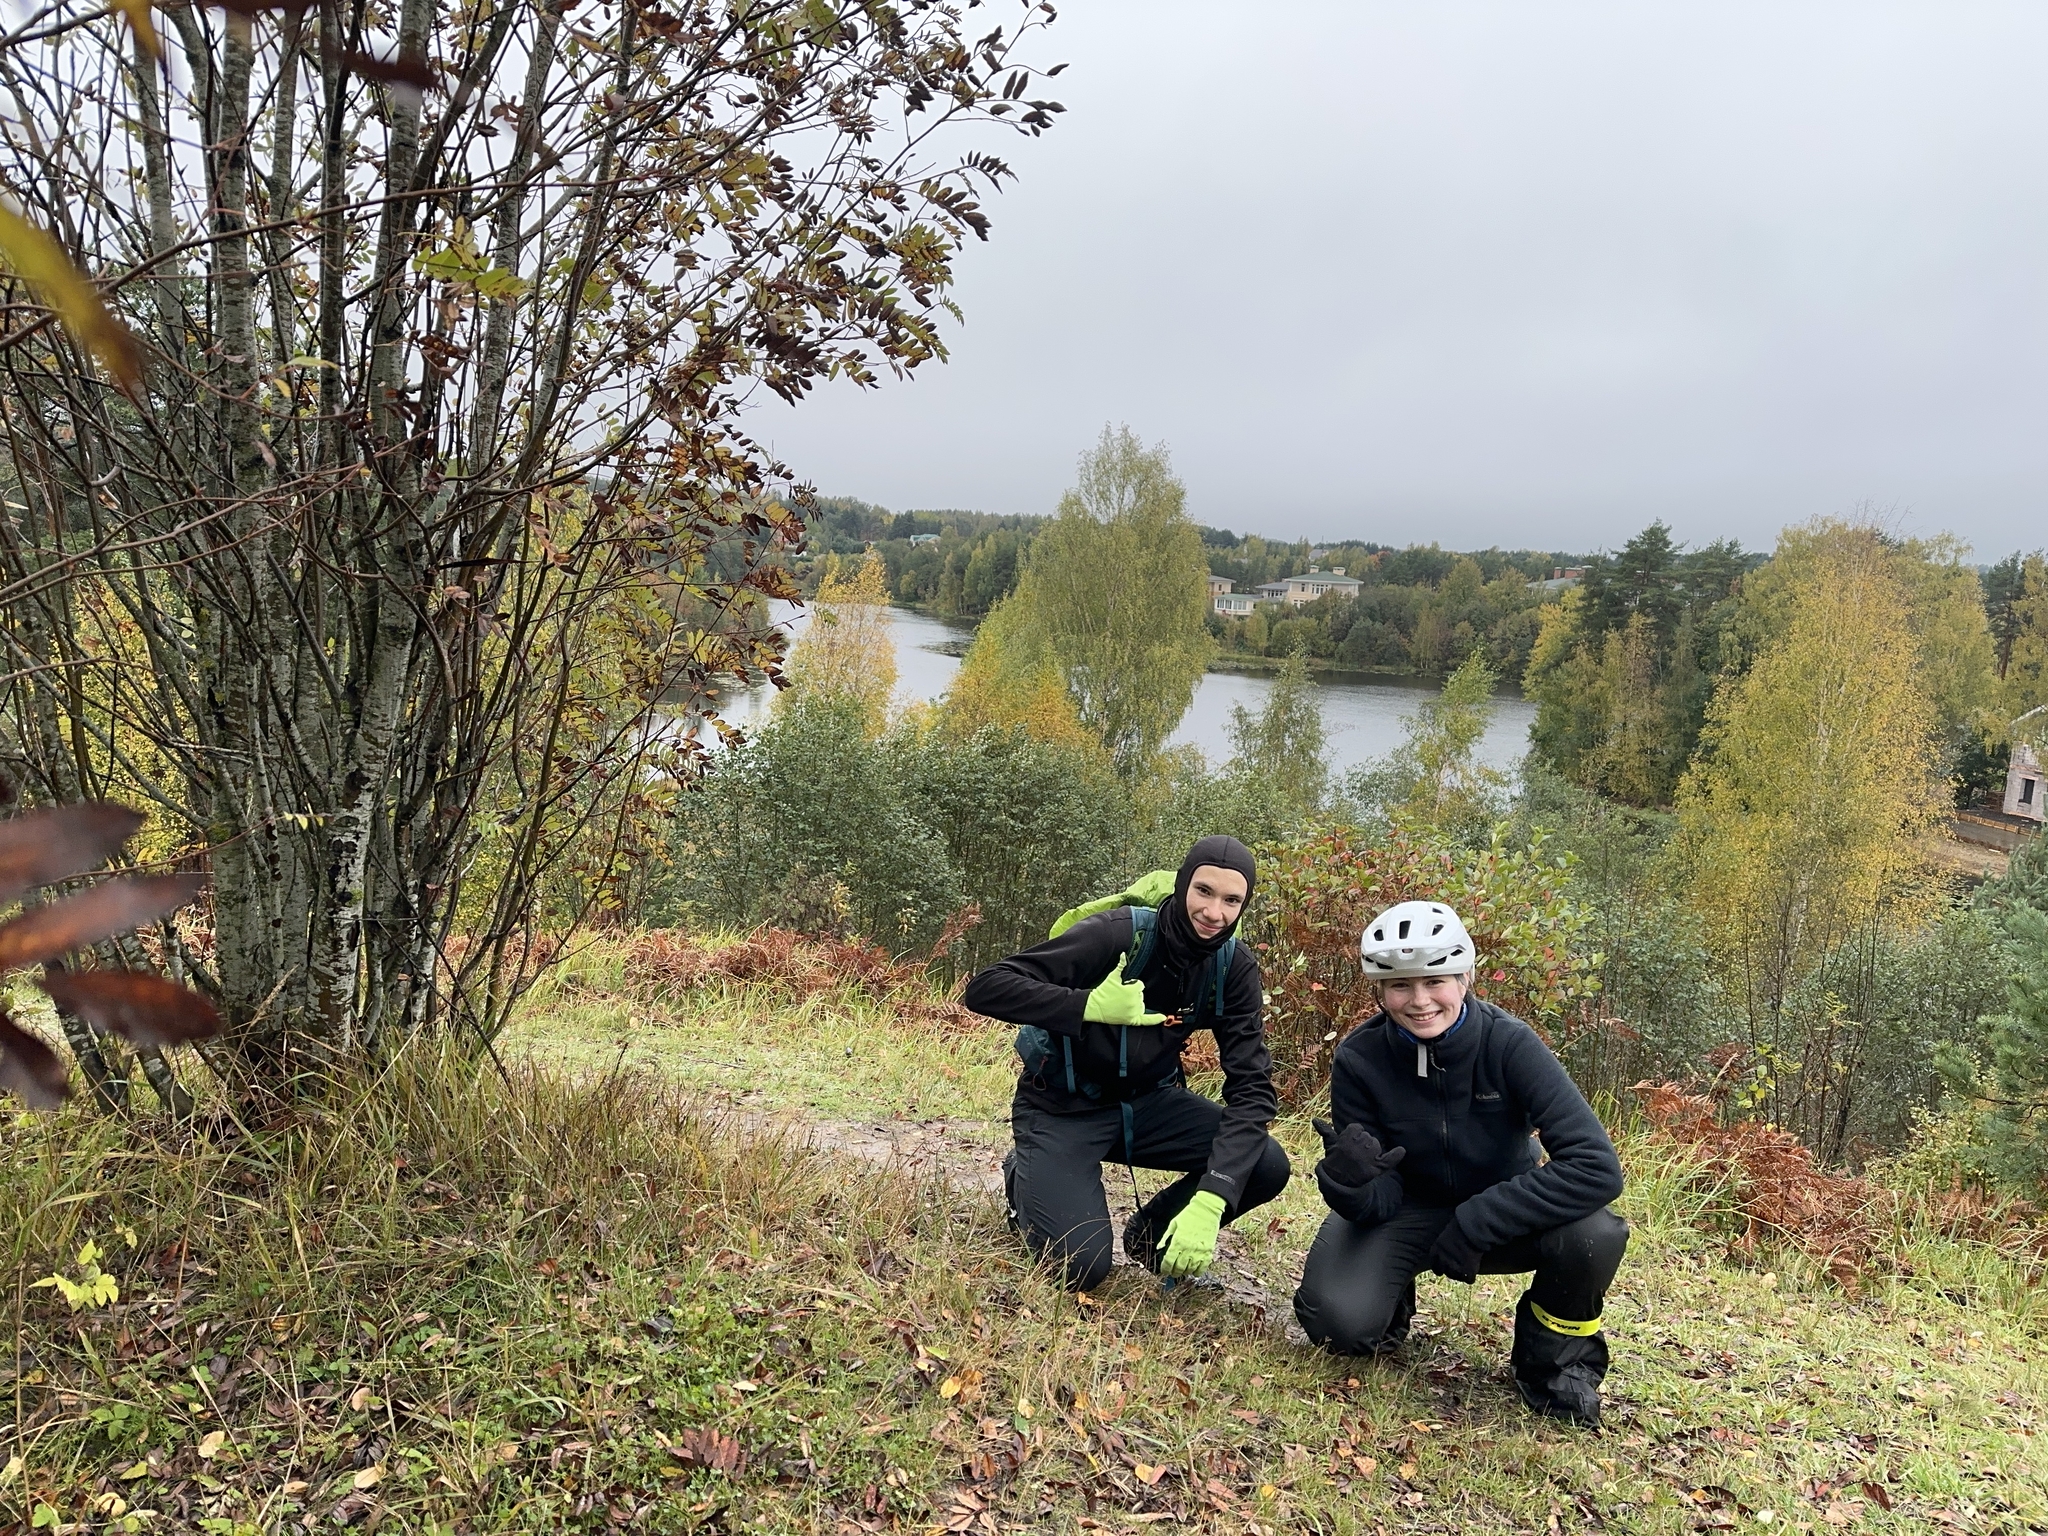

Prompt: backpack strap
[
  {"left": 1125, "top": 905, "right": 1160, "bottom": 979},
  {"left": 1209, "top": 935, "right": 1235, "bottom": 1019}
]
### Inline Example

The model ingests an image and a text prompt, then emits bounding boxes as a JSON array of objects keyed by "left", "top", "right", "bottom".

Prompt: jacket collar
[{"left": 1385, "top": 998, "right": 1484, "bottom": 1067}]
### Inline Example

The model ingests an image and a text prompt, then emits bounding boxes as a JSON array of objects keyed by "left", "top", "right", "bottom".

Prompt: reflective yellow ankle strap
[{"left": 1530, "top": 1302, "right": 1601, "bottom": 1336}]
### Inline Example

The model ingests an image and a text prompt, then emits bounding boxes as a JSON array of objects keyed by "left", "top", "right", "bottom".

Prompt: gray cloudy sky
[{"left": 760, "top": 2, "right": 2048, "bottom": 558}]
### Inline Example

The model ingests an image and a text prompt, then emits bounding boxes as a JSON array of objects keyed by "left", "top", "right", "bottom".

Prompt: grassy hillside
[{"left": 4, "top": 937, "right": 2042, "bottom": 1533}]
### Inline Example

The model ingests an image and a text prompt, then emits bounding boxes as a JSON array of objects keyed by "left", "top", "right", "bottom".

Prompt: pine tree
[{"left": 1939, "top": 898, "right": 2048, "bottom": 1191}]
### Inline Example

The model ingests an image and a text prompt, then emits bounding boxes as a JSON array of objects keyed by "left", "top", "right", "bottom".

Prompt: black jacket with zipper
[
  {"left": 1319, "top": 996, "right": 1623, "bottom": 1250},
  {"left": 961, "top": 908, "right": 1276, "bottom": 1210}
]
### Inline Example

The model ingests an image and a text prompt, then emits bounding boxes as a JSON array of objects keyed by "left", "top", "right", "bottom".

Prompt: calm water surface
[{"left": 707, "top": 605, "right": 1535, "bottom": 777}]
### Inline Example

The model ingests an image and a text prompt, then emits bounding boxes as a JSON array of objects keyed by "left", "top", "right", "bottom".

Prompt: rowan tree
[{"left": 0, "top": 0, "right": 1060, "bottom": 1082}]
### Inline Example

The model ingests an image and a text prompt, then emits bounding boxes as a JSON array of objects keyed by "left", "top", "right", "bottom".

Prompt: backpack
[{"left": 1014, "top": 872, "right": 1238, "bottom": 1096}]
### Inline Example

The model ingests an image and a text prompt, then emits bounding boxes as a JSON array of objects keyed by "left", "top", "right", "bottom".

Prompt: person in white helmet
[{"left": 1291, "top": 900, "right": 1628, "bottom": 1427}]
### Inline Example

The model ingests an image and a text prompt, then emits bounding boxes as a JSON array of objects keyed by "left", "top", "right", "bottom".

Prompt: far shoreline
[{"left": 884, "top": 603, "right": 1526, "bottom": 694}]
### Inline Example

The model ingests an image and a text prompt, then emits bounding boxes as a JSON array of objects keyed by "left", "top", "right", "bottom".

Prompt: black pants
[
  {"left": 1294, "top": 1202, "right": 1628, "bottom": 1356},
  {"left": 1008, "top": 1086, "right": 1291, "bottom": 1292}
]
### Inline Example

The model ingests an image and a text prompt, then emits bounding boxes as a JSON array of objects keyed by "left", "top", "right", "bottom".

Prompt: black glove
[
  {"left": 1311, "top": 1118, "right": 1407, "bottom": 1187},
  {"left": 1428, "top": 1214, "right": 1485, "bottom": 1284}
]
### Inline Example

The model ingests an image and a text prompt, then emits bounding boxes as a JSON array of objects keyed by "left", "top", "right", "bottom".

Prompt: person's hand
[
  {"left": 1428, "top": 1215, "right": 1484, "bottom": 1284},
  {"left": 1082, "top": 954, "right": 1169, "bottom": 1026},
  {"left": 1311, "top": 1119, "right": 1407, "bottom": 1185},
  {"left": 1159, "top": 1191, "right": 1227, "bottom": 1278}
]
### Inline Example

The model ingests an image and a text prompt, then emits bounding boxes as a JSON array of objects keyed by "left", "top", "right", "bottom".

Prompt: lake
[{"left": 707, "top": 604, "right": 1536, "bottom": 777}]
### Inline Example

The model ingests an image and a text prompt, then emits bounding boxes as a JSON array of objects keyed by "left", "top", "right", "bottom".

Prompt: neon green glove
[
  {"left": 1082, "top": 954, "right": 1169, "bottom": 1026},
  {"left": 1159, "top": 1191, "right": 1227, "bottom": 1278}
]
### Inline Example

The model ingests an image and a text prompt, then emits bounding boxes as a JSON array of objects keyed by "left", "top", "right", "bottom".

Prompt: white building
[
  {"left": 1277, "top": 567, "right": 1363, "bottom": 606},
  {"left": 2006, "top": 707, "right": 2046, "bottom": 824},
  {"left": 1215, "top": 592, "right": 1258, "bottom": 617}
]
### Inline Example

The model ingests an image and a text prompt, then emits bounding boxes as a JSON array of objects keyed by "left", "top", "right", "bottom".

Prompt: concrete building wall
[{"left": 2006, "top": 739, "right": 2045, "bottom": 824}]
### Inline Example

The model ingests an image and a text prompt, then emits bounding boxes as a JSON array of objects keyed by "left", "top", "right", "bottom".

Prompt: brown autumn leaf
[
  {"left": 39, "top": 969, "right": 220, "bottom": 1047},
  {"left": 343, "top": 48, "right": 438, "bottom": 90},
  {"left": 0, "top": 205, "right": 143, "bottom": 396},
  {"left": 0, "top": 803, "right": 146, "bottom": 905},
  {"left": 0, "top": 874, "right": 203, "bottom": 971},
  {"left": 670, "top": 1427, "right": 744, "bottom": 1476},
  {"left": 0, "top": 1009, "right": 69, "bottom": 1109}
]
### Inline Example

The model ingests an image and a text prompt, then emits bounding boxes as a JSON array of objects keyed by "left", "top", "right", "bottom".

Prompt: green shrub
[
  {"left": 895, "top": 722, "right": 1128, "bottom": 973},
  {"left": 1938, "top": 900, "right": 2048, "bottom": 1192},
  {"left": 659, "top": 693, "right": 964, "bottom": 951}
]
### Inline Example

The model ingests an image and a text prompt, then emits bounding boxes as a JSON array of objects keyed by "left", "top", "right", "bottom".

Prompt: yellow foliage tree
[
  {"left": 781, "top": 550, "right": 896, "bottom": 733},
  {"left": 941, "top": 595, "right": 1102, "bottom": 755},
  {"left": 1997, "top": 553, "right": 2048, "bottom": 725},
  {"left": 1670, "top": 527, "right": 1946, "bottom": 1056},
  {"left": 991, "top": 426, "right": 1214, "bottom": 777},
  {"left": 1730, "top": 519, "right": 1995, "bottom": 751}
]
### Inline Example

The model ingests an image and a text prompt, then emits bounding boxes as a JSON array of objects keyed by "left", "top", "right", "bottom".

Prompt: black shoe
[
  {"left": 1516, "top": 1365, "right": 1604, "bottom": 1428},
  {"left": 1510, "top": 1293, "right": 1607, "bottom": 1428}
]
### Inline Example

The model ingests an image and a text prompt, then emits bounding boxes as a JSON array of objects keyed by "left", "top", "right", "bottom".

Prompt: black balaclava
[{"left": 1154, "top": 834, "right": 1257, "bottom": 975}]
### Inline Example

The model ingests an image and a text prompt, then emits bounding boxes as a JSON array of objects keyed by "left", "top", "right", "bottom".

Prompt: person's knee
[
  {"left": 1059, "top": 1234, "right": 1116, "bottom": 1293},
  {"left": 1244, "top": 1136, "right": 1293, "bottom": 1208},
  {"left": 1293, "top": 1273, "right": 1395, "bottom": 1356},
  {"left": 1574, "top": 1207, "right": 1630, "bottom": 1269},
  {"left": 1551, "top": 1207, "right": 1630, "bottom": 1283}
]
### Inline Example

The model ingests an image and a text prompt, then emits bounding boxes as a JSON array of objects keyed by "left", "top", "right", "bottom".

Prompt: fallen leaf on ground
[{"left": 671, "top": 1427, "right": 746, "bottom": 1475}]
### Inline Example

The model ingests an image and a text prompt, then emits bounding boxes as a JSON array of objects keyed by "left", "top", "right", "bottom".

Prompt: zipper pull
[{"left": 1416, "top": 1039, "right": 1428, "bottom": 1078}]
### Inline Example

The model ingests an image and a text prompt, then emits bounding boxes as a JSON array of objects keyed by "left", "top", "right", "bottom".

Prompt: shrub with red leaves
[
  {"left": 1631, "top": 1080, "right": 1891, "bottom": 1289},
  {"left": 624, "top": 924, "right": 979, "bottom": 1030}
]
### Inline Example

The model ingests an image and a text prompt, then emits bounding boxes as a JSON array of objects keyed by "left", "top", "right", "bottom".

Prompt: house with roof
[
  {"left": 1528, "top": 565, "right": 1587, "bottom": 595},
  {"left": 1276, "top": 567, "right": 1363, "bottom": 606},
  {"left": 1209, "top": 575, "right": 1260, "bottom": 617}
]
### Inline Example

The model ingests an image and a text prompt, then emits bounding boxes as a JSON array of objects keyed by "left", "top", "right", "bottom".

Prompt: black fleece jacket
[
  {"left": 961, "top": 908, "right": 1276, "bottom": 1210},
  {"left": 1318, "top": 997, "right": 1623, "bottom": 1250}
]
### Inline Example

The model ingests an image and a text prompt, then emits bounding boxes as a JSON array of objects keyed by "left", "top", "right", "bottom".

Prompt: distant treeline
[
  {"left": 797, "top": 496, "right": 1596, "bottom": 677},
  {"left": 1199, "top": 536, "right": 1591, "bottom": 678},
  {"left": 800, "top": 497, "right": 1037, "bottom": 616}
]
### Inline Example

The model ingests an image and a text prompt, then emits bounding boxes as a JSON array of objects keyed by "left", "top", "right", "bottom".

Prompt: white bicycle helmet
[{"left": 1359, "top": 901, "right": 1478, "bottom": 979}]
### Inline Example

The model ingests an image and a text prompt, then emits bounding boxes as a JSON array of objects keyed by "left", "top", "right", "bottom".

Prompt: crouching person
[
  {"left": 1293, "top": 901, "right": 1628, "bottom": 1426},
  {"left": 961, "top": 837, "right": 1291, "bottom": 1292}
]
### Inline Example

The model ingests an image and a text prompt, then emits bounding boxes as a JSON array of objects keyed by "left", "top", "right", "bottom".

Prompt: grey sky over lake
[{"left": 760, "top": 2, "right": 2048, "bottom": 559}]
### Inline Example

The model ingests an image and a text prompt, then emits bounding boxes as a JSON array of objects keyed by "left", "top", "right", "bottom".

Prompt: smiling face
[
  {"left": 1378, "top": 973, "right": 1473, "bottom": 1038},
  {"left": 1184, "top": 864, "right": 1249, "bottom": 941}
]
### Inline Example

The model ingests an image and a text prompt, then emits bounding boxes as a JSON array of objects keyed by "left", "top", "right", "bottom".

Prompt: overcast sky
[{"left": 758, "top": 2, "right": 2048, "bottom": 559}]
